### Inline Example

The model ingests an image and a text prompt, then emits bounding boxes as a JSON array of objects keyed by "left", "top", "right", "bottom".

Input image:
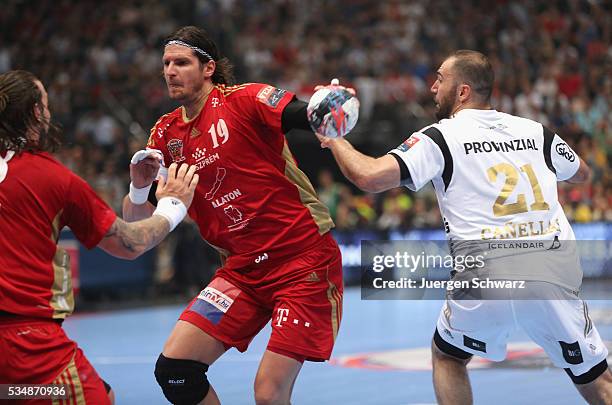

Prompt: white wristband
[
  {"left": 153, "top": 197, "right": 187, "bottom": 232},
  {"left": 129, "top": 182, "right": 152, "bottom": 205}
]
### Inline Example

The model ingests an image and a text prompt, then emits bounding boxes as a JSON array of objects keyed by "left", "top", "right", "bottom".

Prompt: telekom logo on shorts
[
  {"left": 275, "top": 308, "right": 289, "bottom": 327},
  {"left": 275, "top": 308, "right": 311, "bottom": 328}
]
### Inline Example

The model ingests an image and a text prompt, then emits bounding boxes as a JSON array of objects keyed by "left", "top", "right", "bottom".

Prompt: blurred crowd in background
[{"left": 1, "top": 0, "right": 610, "bottom": 293}]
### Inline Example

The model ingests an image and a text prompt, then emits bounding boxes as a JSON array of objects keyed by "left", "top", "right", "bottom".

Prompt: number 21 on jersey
[{"left": 487, "top": 163, "right": 550, "bottom": 217}]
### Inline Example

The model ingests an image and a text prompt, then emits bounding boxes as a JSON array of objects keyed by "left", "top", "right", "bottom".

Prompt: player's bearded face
[
  {"left": 435, "top": 82, "right": 458, "bottom": 121},
  {"left": 163, "top": 46, "right": 207, "bottom": 102}
]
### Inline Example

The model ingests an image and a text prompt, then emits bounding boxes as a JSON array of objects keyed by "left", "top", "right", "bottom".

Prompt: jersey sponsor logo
[
  {"left": 275, "top": 308, "right": 290, "bottom": 326},
  {"left": 211, "top": 188, "right": 242, "bottom": 208},
  {"left": 205, "top": 167, "right": 227, "bottom": 200},
  {"left": 464, "top": 335, "right": 487, "bottom": 353},
  {"left": 197, "top": 286, "right": 235, "bottom": 313},
  {"left": 194, "top": 153, "right": 220, "bottom": 170},
  {"left": 254, "top": 252, "right": 268, "bottom": 264},
  {"left": 224, "top": 205, "right": 243, "bottom": 223},
  {"left": 191, "top": 146, "right": 220, "bottom": 171},
  {"left": 167, "top": 139, "right": 186, "bottom": 162},
  {"left": 192, "top": 147, "right": 207, "bottom": 160},
  {"left": 478, "top": 123, "right": 508, "bottom": 131},
  {"left": 256, "top": 85, "right": 287, "bottom": 108},
  {"left": 305, "top": 271, "right": 320, "bottom": 282},
  {"left": 464, "top": 138, "right": 538, "bottom": 155},
  {"left": 190, "top": 127, "right": 201, "bottom": 138},
  {"left": 157, "top": 122, "right": 170, "bottom": 138},
  {"left": 274, "top": 308, "right": 312, "bottom": 328},
  {"left": 555, "top": 142, "right": 576, "bottom": 162},
  {"left": 191, "top": 278, "right": 241, "bottom": 325},
  {"left": 397, "top": 135, "right": 420, "bottom": 152},
  {"left": 211, "top": 97, "right": 222, "bottom": 108},
  {"left": 559, "top": 341, "right": 584, "bottom": 365},
  {"left": 224, "top": 205, "right": 250, "bottom": 232}
]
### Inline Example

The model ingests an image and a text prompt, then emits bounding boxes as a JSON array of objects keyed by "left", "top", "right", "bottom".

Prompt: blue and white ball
[{"left": 307, "top": 82, "right": 359, "bottom": 138}]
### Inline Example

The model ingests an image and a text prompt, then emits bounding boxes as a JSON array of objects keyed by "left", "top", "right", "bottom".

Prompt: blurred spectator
[
  {"left": 0, "top": 0, "right": 607, "bottom": 238},
  {"left": 317, "top": 169, "right": 344, "bottom": 220}
]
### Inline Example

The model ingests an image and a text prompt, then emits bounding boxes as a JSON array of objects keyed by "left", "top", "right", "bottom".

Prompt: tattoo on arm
[{"left": 102, "top": 216, "right": 170, "bottom": 258}]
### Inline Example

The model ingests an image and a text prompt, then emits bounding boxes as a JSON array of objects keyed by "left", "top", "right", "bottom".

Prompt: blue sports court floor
[{"left": 65, "top": 287, "right": 612, "bottom": 404}]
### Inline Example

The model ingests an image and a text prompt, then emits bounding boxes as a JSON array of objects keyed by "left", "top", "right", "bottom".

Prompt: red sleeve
[
  {"left": 61, "top": 174, "right": 117, "bottom": 249},
  {"left": 244, "top": 83, "right": 295, "bottom": 133},
  {"left": 147, "top": 119, "right": 172, "bottom": 167}
]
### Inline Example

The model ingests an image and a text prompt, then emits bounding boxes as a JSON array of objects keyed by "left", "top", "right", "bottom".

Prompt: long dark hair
[
  {"left": 165, "top": 26, "right": 235, "bottom": 85},
  {"left": 0, "top": 70, "right": 61, "bottom": 154}
]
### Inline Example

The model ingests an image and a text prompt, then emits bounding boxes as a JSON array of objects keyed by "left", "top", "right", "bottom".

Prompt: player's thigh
[
  {"left": 435, "top": 298, "right": 514, "bottom": 361},
  {"left": 163, "top": 320, "right": 227, "bottom": 365},
  {"left": 515, "top": 289, "right": 608, "bottom": 376},
  {"left": 175, "top": 275, "right": 271, "bottom": 359},
  {"left": 268, "top": 247, "right": 343, "bottom": 361}
]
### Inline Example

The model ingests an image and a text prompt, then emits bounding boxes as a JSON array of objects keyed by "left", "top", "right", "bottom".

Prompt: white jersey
[
  {"left": 389, "top": 109, "right": 582, "bottom": 289},
  {"left": 389, "top": 109, "right": 579, "bottom": 241}
]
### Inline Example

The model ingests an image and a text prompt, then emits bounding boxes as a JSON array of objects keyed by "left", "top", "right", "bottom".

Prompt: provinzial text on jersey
[{"left": 464, "top": 138, "right": 538, "bottom": 155}]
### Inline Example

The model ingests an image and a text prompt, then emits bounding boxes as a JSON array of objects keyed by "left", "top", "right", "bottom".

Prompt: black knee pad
[
  {"left": 565, "top": 359, "right": 609, "bottom": 385},
  {"left": 154, "top": 354, "right": 210, "bottom": 405}
]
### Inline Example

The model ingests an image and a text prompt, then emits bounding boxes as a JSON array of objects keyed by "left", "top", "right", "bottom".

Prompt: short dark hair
[
  {"left": 449, "top": 50, "right": 494, "bottom": 102},
  {"left": 0, "top": 70, "right": 61, "bottom": 154},
  {"left": 165, "top": 26, "right": 234, "bottom": 85}
]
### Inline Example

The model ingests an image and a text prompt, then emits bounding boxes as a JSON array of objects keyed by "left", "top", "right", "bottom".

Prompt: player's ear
[
  {"left": 458, "top": 84, "right": 471, "bottom": 103},
  {"left": 203, "top": 60, "right": 216, "bottom": 79}
]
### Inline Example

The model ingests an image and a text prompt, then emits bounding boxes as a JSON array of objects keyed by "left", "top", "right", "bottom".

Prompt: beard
[{"left": 435, "top": 85, "right": 457, "bottom": 121}]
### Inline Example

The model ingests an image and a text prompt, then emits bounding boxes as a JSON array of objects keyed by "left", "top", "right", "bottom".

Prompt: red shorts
[
  {"left": 0, "top": 317, "right": 111, "bottom": 405},
  {"left": 180, "top": 233, "right": 343, "bottom": 362}
]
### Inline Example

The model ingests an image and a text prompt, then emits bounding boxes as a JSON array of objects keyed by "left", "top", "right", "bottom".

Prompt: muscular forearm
[
  {"left": 122, "top": 195, "right": 155, "bottom": 222},
  {"left": 98, "top": 216, "right": 170, "bottom": 260},
  {"left": 327, "top": 139, "right": 400, "bottom": 193},
  {"left": 328, "top": 139, "right": 376, "bottom": 187}
]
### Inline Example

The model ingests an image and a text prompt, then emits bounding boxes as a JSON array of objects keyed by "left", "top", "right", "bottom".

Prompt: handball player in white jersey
[{"left": 317, "top": 50, "right": 612, "bottom": 404}]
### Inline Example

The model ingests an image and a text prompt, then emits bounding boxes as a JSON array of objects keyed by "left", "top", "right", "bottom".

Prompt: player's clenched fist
[
  {"left": 130, "top": 149, "right": 164, "bottom": 188},
  {"left": 156, "top": 163, "right": 199, "bottom": 208}
]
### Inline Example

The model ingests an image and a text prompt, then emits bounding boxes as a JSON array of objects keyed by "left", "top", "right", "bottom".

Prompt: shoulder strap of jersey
[
  {"left": 422, "top": 126, "right": 453, "bottom": 191},
  {"left": 542, "top": 125, "right": 556, "bottom": 175}
]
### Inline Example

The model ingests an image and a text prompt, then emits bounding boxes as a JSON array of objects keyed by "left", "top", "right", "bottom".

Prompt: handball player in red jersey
[
  {"left": 0, "top": 70, "right": 199, "bottom": 404},
  {"left": 123, "top": 26, "right": 356, "bottom": 404}
]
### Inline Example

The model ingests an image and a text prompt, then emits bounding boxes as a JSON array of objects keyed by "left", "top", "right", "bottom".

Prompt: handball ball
[{"left": 307, "top": 85, "right": 359, "bottom": 138}]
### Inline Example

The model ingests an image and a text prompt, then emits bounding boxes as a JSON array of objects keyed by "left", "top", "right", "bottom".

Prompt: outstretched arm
[{"left": 319, "top": 136, "right": 402, "bottom": 193}]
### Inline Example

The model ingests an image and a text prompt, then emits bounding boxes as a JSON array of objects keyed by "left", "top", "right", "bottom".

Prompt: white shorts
[{"left": 435, "top": 281, "right": 608, "bottom": 378}]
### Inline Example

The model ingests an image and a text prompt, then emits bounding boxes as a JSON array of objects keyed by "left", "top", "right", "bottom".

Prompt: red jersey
[
  {"left": 0, "top": 152, "right": 116, "bottom": 319},
  {"left": 147, "top": 83, "right": 333, "bottom": 270}
]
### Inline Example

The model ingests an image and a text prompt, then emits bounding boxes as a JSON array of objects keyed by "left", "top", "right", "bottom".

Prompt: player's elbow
[
  {"left": 354, "top": 173, "right": 386, "bottom": 193},
  {"left": 567, "top": 160, "right": 592, "bottom": 184}
]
